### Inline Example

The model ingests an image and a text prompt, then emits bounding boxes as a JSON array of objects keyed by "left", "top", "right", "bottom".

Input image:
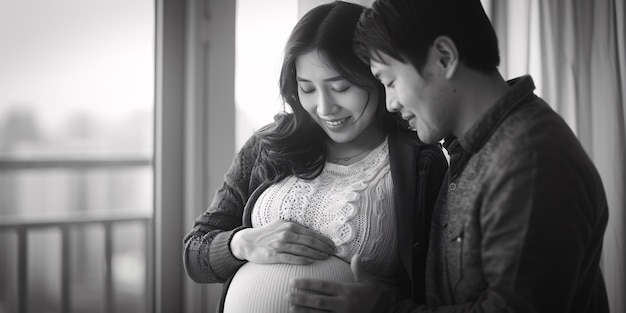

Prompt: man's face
[{"left": 370, "top": 51, "right": 454, "bottom": 144}]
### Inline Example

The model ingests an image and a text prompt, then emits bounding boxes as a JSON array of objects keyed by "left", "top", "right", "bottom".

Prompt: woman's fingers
[
  {"left": 232, "top": 219, "right": 336, "bottom": 264},
  {"left": 275, "top": 252, "right": 316, "bottom": 265},
  {"left": 278, "top": 242, "right": 329, "bottom": 260},
  {"left": 277, "top": 222, "right": 336, "bottom": 255}
]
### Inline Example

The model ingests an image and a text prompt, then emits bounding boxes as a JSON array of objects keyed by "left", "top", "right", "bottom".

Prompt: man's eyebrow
[{"left": 296, "top": 75, "right": 344, "bottom": 82}]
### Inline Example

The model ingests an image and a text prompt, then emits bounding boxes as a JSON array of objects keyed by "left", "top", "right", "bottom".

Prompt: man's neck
[{"left": 453, "top": 69, "right": 511, "bottom": 138}]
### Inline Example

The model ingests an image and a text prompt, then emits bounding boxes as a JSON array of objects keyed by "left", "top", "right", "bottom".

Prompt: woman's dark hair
[
  {"left": 354, "top": 0, "right": 500, "bottom": 74},
  {"left": 253, "top": 1, "right": 408, "bottom": 183}
]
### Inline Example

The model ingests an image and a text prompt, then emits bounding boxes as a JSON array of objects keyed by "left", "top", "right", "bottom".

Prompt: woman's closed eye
[
  {"left": 330, "top": 81, "right": 351, "bottom": 92},
  {"left": 298, "top": 83, "right": 315, "bottom": 94},
  {"left": 300, "top": 87, "right": 315, "bottom": 94},
  {"left": 298, "top": 82, "right": 351, "bottom": 94}
]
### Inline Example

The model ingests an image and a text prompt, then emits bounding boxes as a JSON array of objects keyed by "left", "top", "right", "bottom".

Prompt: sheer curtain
[{"left": 490, "top": 1, "right": 625, "bottom": 312}]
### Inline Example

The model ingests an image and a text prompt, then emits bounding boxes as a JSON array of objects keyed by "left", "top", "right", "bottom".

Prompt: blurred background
[
  {"left": 0, "top": 1, "right": 153, "bottom": 312},
  {"left": 0, "top": 0, "right": 624, "bottom": 313}
]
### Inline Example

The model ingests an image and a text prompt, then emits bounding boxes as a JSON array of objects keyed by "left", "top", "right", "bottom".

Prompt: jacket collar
[{"left": 443, "top": 75, "right": 537, "bottom": 180}]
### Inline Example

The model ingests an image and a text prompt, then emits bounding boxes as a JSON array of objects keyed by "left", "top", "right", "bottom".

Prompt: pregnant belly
[{"left": 223, "top": 256, "right": 354, "bottom": 313}]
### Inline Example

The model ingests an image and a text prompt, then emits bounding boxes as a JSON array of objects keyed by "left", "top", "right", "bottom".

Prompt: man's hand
[{"left": 286, "top": 254, "right": 383, "bottom": 312}]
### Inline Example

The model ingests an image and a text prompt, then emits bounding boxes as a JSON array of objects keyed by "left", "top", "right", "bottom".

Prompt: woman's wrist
[{"left": 230, "top": 228, "right": 248, "bottom": 261}]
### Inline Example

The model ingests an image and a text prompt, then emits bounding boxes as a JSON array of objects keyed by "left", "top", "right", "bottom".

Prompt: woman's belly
[{"left": 223, "top": 256, "right": 354, "bottom": 313}]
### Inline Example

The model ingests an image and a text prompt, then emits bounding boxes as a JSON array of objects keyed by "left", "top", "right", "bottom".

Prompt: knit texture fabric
[
  {"left": 251, "top": 137, "right": 399, "bottom": 277},
  {"left": 182, "top": 127, "right": 450, "bottom": 312},
  {"left": 224, "top": 138, "right": 399, "bottom": 313}
]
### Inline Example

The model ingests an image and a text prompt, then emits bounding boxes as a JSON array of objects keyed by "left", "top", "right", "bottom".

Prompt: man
[{"left": 287, "top": 0, "right": 610, "bottom": 312}]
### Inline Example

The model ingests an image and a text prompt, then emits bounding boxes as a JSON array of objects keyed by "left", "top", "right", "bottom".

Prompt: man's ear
[{"left": 432, "top": 36, "right": 459, "bottom": 79}]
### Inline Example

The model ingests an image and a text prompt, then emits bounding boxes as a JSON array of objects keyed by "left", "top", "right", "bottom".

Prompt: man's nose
[{"left": 386, "top": 89, "right": 401, "bottom": 113}]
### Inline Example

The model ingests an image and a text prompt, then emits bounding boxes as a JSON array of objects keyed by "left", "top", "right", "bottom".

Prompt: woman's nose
[{"left": 317, "top": 91, "right": 338, "bottom": 116}]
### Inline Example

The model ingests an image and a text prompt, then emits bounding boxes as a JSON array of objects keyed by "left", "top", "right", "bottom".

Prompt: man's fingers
[
  {"left": 287, "top": 292, "right": 339, "bottom": 312},
  {"left": 290, "top": 278, "right": 341, "bottom": 296},
  {"left": 287, "top": 279, "right": 346, "bottom": 312},
  {"left": 350, "top": 254, "right": 366, "bottom": 282},
  {"left": 288, "top": 268, "right": 382, "bottom": 313}
]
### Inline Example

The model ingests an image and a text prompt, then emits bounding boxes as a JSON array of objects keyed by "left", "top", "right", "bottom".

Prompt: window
[{"left": 0, "top": 1, "right": 155, "bottom": 312}]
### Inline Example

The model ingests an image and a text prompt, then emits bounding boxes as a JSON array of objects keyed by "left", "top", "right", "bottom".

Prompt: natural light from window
[
  {"left": 0, "top": 0, "right": 154, "bottom": 158},
  {"left": 235, "top": 0, "right": 298, "bottom": 149},
  {"left": 0, "top": 1, "right": 154, "bottom": 312}
]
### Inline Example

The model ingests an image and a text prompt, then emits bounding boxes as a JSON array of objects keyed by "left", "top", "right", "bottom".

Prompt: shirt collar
[{"left": 444, "top": 75, "right": 537, "bottom": 156}]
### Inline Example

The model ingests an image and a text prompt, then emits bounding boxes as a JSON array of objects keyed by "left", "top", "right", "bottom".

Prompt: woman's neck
[{"left": 325, "top": 124, "right": 387, "bottom": 165}]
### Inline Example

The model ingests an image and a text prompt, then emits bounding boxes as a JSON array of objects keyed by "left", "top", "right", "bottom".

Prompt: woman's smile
[{"left": 322, "top": 116, "right": 351, "bottom": 128}]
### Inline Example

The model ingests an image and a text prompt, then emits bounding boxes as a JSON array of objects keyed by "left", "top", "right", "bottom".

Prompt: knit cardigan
[{"left": 182, "top": 128, "right": 448, "bottom": 310}]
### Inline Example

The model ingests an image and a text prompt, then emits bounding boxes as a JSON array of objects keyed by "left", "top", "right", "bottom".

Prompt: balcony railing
[
  {"left": 0, "top": 156, "right": 153, "bottom": 313},
  {"left": 0, "top": 155, "right": 152, "bottom": 170}
]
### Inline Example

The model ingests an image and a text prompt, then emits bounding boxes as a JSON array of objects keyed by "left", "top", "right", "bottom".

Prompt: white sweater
[
  {"left": 223, "top": 138, "right": 401, "bottom": 313},
  {"left": 251, "top": 137, "right": 399, "bottom": 278}
]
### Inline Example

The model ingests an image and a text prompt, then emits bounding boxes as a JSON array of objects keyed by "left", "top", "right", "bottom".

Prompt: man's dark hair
[{"left": 354, "top": 0, "right": 500, "bottom": 74}]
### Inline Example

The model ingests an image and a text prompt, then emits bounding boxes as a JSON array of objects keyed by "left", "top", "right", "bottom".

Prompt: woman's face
[{"left": 295, "top": 50, "right": 379, "bottom": 145}]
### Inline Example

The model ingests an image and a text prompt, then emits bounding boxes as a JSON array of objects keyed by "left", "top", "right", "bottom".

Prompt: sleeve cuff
[{"left": 209, "top": 226, "right": 248, "bottom": 280}]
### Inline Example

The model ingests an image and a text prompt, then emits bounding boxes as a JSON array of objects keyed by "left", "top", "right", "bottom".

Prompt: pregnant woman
[{"left": 182, "top": 2, "right": 447, "bottom": 312}]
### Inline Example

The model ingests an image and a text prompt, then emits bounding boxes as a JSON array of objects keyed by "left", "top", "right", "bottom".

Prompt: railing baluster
[
  {"left": 17, "top": 227, "right": 27, "bottom": 313},
  {"left": 0, "top": 213, "right": 151, "bottom": 313},
  {"left": 0, "top": 156, "right": 152, "bottom": 312},
  {"left": 61, "top": 226, "right": 71, "bottom": 313},
  {"left": 104, "top": 221, "right": 114, "bottom": 313},
  {"left": 145, "top": 219, "right": 153, "bottom": 313}
]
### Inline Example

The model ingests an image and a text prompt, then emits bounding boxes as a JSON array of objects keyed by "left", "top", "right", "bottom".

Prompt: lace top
[{"left": 251, "top": 137, "right": 400, "bottom": 278}]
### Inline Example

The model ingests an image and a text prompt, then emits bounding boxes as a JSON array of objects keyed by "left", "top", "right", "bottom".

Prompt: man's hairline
[{"left": 366, "top": 48, "right": 411, "bottom": 65}]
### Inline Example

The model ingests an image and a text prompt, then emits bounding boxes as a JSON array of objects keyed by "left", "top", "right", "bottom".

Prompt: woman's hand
[{"left": 230, "top": 219, "right": 336, "bottom": 264}]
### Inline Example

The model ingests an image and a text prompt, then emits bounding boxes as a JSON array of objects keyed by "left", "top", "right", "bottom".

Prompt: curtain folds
[{"left": 490, "top": 1, "right": 625, "bottom": 312}]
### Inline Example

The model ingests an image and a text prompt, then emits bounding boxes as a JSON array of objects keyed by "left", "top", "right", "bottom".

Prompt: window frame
[
  {"left": 155, "top": 0, "right": 236, "bottom": 312},
  {"left": 153, "top": 0, "right": 185, "bottom": 311}
]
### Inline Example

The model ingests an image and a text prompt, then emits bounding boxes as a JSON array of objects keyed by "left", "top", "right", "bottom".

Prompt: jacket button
[{"left": 414, "top": 241, "right": 420, "bottom": 249}]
